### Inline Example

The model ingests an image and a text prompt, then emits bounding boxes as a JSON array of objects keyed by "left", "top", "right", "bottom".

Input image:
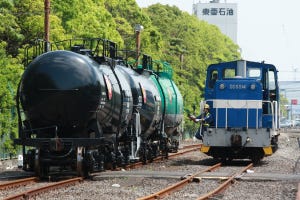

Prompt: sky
[{"left": 135, "top": 0, "right": 300, "bottom": 82}]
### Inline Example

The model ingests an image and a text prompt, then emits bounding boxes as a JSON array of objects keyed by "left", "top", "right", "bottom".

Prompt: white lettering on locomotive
[{"left": 229, "top": 84, "right": 246, "bottom": 89}]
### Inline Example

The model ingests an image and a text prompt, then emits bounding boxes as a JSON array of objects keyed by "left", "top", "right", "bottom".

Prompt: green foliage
[
  {"left": 52, "top": 0, "right": 123, "bottom": 44},
  {"left": 0, "top": 0, "right": 24, "bottom": 56},
  {"left": 104, "top": 0, "right": 163, "bottom": 57},
  {"left": 0, "top": 42, "right": 23, "bottom": 154},
  {"left": 280, "top": 94, "right": 289, "bottom": 118}
]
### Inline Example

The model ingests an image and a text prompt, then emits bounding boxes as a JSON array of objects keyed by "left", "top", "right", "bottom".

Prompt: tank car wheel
[
  {"left": 76, "top": 147, "right": 88, "bottom": 177},
  {"left": 139, "top": 143, "right": 148, "bottom": 164},
  {"left": 34, "top": 149, "right": 49, "bottom": 178}
]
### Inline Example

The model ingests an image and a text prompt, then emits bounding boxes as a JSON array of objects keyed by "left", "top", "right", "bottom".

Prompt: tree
[
  {"left": 52, "top": 0, "right": 123, "bottom": 44},
  {"left": 0, "top": 0, "right": 24, "bottom": 56},
  {"left": 280, "top": 94, "right": 289, "bottom": 119},
  {"left": 0, "top": 42, "right": 23, "bottom": 154},
  {"left": 104, "top": 0, "right": 163, "bottom": 58}
]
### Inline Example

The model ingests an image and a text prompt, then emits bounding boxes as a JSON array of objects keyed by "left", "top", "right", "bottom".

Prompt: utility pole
[{"left": 44, "top": 0, "right": 50, "bottom": 52}]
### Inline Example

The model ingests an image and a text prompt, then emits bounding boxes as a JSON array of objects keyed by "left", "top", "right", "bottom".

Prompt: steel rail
[
  {"left": 120, "top": 145, "right": 202, "bottom": 170},
  {"left": 90, "top": 144, "right": 202, "bottom": 175},
  {"left": 137, "top": 163, "right": 222, "bottom": 200},
  {"left": 197, "top": 163, "right": 253, "bottom": 200},
  {"left": 168, "top": 146, "right": 202, "bottom": 159},
  {"left": 2, "top": 177, "right": 83, "bottom": 200},
  {"left": 0, "top": 177, "right": 38, "bottom": 190}
]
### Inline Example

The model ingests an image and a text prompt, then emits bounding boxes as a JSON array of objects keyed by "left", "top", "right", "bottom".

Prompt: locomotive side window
[
  {"left": 267, "top": 70, "right": 276, "bottom": 90},
  {"left": 267, "top": 70, "right": 277, "bottom": 102},
  {"left": 223, "top": 68, "right": 235, "bottom": 78},
  {"left": 263, "top": 69, "right": 278, "bottom": 114},
  {"left": 208, "top": 70, "right": 218, "bottom": 88}
]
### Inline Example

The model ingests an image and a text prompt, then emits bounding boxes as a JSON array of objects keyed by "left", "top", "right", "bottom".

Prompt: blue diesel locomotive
[{"left": 200, "top": 60, "right": 280, "bottom": 163}]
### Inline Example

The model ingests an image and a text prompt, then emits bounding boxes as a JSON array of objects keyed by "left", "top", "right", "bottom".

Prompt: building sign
[
  {"left": 193, "top": 2, "right": 237, "bottom": 43},
  {"left": 291, "top": 99, "right": 298, "bottom": 105},
  {"left": 202, "top": 8, "right": 234, "bottom": 16}
]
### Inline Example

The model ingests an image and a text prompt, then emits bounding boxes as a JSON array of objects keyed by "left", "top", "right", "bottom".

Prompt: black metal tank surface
[
  {"left": 115, "top": 66, "right": 162, "bottom": 139},
  {"left": 95, "top": 63, "right": 134, "bottom": 136},
  {"left": 20, "top": 51, "right": 102, "bottom": 138}
]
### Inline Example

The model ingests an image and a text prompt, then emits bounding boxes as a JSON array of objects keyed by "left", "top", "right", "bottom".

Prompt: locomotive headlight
[
  {"left": 250, "top": 83, "right": 256, "bottom": 90},
  {"left": 219, "top": 83, "right": 225, "bottom": 90}
]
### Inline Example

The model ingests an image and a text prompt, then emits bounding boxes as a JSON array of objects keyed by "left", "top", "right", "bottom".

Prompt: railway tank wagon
[
  {"left": 14, "top": 39, "right": 183, "bottom": 177},
  {"left": 201, "top": 60, "right": 280, "bottom": 163},
  {"left": 139, "top": 56, "right": 184, "bottom": 152}
]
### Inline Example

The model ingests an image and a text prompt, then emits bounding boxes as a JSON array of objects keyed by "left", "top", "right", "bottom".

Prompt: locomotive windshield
[
  {"left": 247, "top": 68, "right": 261, "bottom": 78},
  {"left": 207, "top": 65, "right": 262, "bottom": 83}
]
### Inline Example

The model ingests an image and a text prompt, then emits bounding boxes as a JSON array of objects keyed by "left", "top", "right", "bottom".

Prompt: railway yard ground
[{"left": 1, "top": 129, "right": 300, "bottom": 200}]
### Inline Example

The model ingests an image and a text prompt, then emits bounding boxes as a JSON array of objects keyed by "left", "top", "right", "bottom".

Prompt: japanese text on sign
[{"left": 202, "top": 8, "right": 234, "bottom": 16}]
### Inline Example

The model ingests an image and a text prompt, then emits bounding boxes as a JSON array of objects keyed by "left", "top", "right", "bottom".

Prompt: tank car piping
[{"left": 108, "top": 58, "right": 124, "bottom": 147}]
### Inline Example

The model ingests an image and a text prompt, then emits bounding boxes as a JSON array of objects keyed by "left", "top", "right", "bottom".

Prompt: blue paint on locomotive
[
  {"left": 205, "top": 60, "right": 279, "bottom": 130},
  {"left": 201, "top": 60, "right": 280, "bottom": 162},
  {"left": 209, "top": 79, "right": 263, "bottom": 128}
]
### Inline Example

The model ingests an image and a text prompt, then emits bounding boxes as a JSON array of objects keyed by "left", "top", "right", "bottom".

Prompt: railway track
[
  {"left": 93, "top": 144, "right": 202, "bottom": 173},
  {"left": 0, "top": 177, "right": 83, "bottom": 200},
  {"left": 0, "top": 177, "right": 38, "bottom": 190},
  {"left": 137, "top": 162, "right": 253, "bottom": 200},
  {"left": 0, "top": 144, "right": 200, "bottom": 200}
]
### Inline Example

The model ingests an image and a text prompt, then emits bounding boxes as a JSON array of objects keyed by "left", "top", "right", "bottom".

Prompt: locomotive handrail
[
  {"left": 274, "top": 101, "right": 278, "bottom": 130},
  {"left": 262, "top": 100, "right": 279, "bottom": 132}
]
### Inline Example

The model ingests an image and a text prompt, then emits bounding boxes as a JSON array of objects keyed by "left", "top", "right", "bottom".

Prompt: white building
[
  {"left": 193, "top": 0, "right": 238, "bottom": 43},
  {"left": 279, "top": 81, "right": 300, "bottom": 120}
]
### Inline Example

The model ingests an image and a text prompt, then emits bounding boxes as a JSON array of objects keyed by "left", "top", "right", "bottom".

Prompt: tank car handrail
[{"left": 22, "top": 125, "right": 58, "bottom": 136}]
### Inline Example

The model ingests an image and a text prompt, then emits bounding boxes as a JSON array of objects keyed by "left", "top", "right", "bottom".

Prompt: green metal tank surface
[{"left": 150, "top": 62, "right": 183, "bottom": 135}]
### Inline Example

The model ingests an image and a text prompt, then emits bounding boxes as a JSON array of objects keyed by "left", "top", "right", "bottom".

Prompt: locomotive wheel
[
  {"left": 250, "top": 149, "right": 264, "bottom": 165},
  {"left": 76, "top": 147, "right": 88, "bottom": 177},
  {"left": 251, "top": 156, "right": 261, "bottom": 165}
]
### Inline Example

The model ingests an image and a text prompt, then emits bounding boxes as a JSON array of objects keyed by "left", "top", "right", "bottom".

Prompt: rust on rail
[
  {"left": 197, "top": 163, "right": 253, "bottom": 200},
  {"left": 137, "top": 162, "right": 221, "bottom": 200},
  {"left": 116, "top": 144, "right": 202, "bottom": 171},
  {"left": 2, "top": 177, "right": 83, "bottom": 200},
  {"left": 0, "top": 177, "right": 38, "bottom": 190}
]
